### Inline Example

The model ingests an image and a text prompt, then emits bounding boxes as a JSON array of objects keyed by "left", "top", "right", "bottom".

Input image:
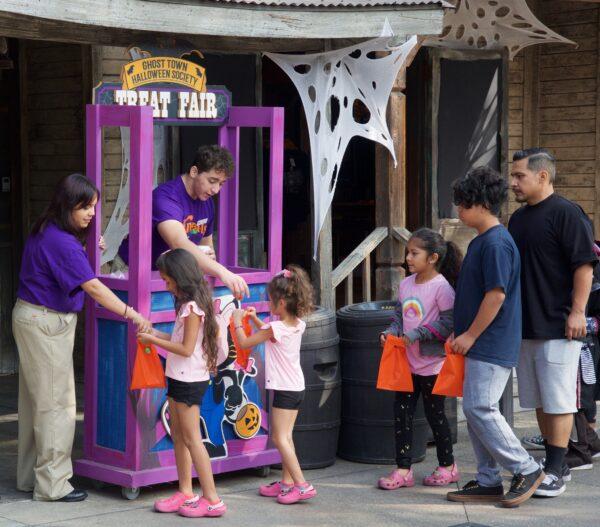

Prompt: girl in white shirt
[
  {"left": 138, "top": 248, "right": 227, "bottom": 518},
  {"left": 233, "top": 265, "right": 316, "bottom": 505}
]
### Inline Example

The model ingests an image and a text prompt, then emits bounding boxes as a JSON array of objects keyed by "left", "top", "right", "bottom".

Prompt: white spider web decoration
[
  {"left": 266, "top": 35, "right": 420, "bottom": 257},
  {"left": 426, "top": 0, "right": 575, "bottom": 59}
]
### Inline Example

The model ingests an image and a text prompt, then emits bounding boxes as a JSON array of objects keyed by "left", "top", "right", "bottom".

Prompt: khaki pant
[{"left": 12, "top": 299, "right": 77, "bottom": 501}]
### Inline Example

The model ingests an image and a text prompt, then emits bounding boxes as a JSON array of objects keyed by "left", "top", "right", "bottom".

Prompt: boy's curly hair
[
  {"left": 452, "top": 165, "right": 508, "bottom": 217},
  {"left": 191, "top": 145, "right": 235, "bottom": 179},
  {"left": 268, "top": 265, "right": 314, "bottom": 318}
]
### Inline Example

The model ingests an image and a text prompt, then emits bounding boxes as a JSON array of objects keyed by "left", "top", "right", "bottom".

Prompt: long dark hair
[
  {"left": 156, "top": 249, "right": 219, "bottom": 373},
  {"left": 31, "top": 173, "right": 99, "bottom": 241},
  {"left": 267, "top": 265, "right": 314, "bottom": 318},
  {"left": 410, "top": 228, "right": 463, "bottom": 289}
]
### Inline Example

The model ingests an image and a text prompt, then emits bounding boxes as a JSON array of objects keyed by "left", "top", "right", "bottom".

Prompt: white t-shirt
[
  {"left": 165, "top": 301, "right": 228, "bottom": 382},
  {"left": 262, "top": 319, "right": 306, "bottom": 391}
]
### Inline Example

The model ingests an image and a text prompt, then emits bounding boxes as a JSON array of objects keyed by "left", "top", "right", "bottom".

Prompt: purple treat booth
[{"left": 73, "top": 70, "right": 285, "bottom": 498}]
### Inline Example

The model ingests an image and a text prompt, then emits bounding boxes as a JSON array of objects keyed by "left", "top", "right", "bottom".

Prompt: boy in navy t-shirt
[{"left": 446, "top": 167, "right": 543, "bottom": 508}]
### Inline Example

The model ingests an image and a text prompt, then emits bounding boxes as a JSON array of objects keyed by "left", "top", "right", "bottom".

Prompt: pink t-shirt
[
  {"left": 165, "top": 301, "right": 228, "bottom": 383},
  {"left": 261, "top": 319, "right": 306, "bottom": 391},
  {"left": 399, "top": 273, "right": 455, "bottom": 376}
]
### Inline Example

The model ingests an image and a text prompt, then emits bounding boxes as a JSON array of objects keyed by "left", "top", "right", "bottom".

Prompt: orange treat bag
[
  {"left": 376, "top": 335, "right": 414, "bottom": 392},
  {"left": 432, "top": 341, "right": 465, "bottom": 397},
  {"left": 130, "top": 341, "right": 166, "bottom": 390},
  {"left": 229, "top": 314, "right": 253, "bottom": 369}
]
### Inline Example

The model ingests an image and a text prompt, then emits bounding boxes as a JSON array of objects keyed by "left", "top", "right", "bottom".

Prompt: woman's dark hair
[
  {"left": 267, "top": 265, "right": 314, "bottom": 318},
  {"left": 191, "top": 145, "right": 235, "bottom": 179},
  {"left": 156, "top": 248, "right": 220, "bottom": 373},
  {"left": 31, "top": 173, "right": 99, "bottom": 241},
  {"left": 410, "top": 228, "right": 463, "bottom": 288},
  {"left": 452, "top": 166, "right": 508, "bottom": 217}
]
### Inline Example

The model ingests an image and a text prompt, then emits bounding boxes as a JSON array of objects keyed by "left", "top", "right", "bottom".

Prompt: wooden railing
[{"left": 331, "top": 226, "right": 411, "bottom": 306}]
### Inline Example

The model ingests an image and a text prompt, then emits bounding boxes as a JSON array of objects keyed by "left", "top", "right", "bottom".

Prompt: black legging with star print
[{"left": 394, "top": 374, "right": 454, "bottom": 469}]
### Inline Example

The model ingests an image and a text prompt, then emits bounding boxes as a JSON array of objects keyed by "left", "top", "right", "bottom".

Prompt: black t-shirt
[{"left": 508, "top": 193, "right": 597, "bottom": 339}]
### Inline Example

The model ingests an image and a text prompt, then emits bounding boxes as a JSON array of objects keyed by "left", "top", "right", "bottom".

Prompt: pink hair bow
[{"left": 275, "top": 269, "right": 292, "bottom": 279}]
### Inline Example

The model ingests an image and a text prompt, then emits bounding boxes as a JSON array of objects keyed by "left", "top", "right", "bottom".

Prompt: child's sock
[{"left": 545, "top": 443, "right": 567, "bottom": 476}]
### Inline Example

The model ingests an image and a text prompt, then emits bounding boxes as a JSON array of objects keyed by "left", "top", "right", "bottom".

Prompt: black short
[
  {"left": 167, "top": 377, "right": 210, "bottom": 407},
  {"left": 272, "top": 389, "right": 305, "bottom": 410}
]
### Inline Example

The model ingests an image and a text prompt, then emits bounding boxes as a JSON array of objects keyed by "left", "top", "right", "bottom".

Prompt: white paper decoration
[
  {"left": 266, "top": 35, "right": 420, "bottom": 257},
  {"left": 427, "top": 0, "right": 575, "bottom": 59}
]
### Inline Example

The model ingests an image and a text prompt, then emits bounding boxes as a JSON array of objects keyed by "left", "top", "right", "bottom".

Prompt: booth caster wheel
[
  {"left": 121, "top": 487, "right": 140, "bottom": 500},
  {"left": 256, "top": 465, "right": 271, "bottom": 478}
]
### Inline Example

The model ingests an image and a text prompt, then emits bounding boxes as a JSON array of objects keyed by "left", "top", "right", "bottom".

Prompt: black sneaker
[
  {"left": 533, "top": 473, "right": 566, "bottom": 498},
  {"left": 564, "top": 452, "right": 593, "bottom": 471},
  {"left": 539, "top": 457, "right": 572, "bottom": 481},
  {"left": 447, "top": 480, "right": 504, "bottom": 503},
  {"left": 500, "top": 468, "right": 545, "bottom": 508}
]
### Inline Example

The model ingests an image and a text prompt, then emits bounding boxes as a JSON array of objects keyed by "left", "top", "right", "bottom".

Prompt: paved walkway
[{"left": 0, "top": 374, "right": 598, "bottom": 527}]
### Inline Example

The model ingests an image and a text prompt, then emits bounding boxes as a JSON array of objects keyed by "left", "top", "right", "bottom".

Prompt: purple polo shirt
[
  {"left": 118, "top": 176, "right": 214, "bottom": 268},
  {"left": 17, "top": 222, "right": 96, "bottom": 313}
]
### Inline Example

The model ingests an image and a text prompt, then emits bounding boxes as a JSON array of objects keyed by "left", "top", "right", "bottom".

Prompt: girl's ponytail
[{"left": 439, "top": 240, "right": 462, "bottom": 289}]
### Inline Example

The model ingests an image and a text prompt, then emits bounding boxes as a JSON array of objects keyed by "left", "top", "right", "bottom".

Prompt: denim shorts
[
  {"left": 167, "top": 377, "right": 210, "bottom": 407},
  {"left": 517, "top": 339, "right": 581, "bottom": 414}
]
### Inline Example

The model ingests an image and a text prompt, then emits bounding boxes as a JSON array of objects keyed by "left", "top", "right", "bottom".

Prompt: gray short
[{"left": 517, "top": 339, "right": 581, "bottom": 414}]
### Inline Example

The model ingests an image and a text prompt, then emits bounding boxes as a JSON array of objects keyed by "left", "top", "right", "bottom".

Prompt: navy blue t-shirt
[{"left": 454, "top": 224, "right": 522, "bottom": 368}]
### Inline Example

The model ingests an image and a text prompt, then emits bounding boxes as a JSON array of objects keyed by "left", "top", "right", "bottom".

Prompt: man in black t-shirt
[{"left": 508, "top": 148, "right": 596, "bottom": 498}]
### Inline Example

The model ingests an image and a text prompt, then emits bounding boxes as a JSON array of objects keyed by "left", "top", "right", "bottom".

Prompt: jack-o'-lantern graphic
[{"left": 234, "top": 402, "right": 261, "bottom": 439}]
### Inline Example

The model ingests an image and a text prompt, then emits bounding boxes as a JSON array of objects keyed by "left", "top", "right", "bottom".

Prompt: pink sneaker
[
  {"left": 178, "top": 497, "right": 227, "bottom": 518},
  {"left": 378, "top": 468, "right": 415, "bottom": 490},
  {"left": 423, "top": 464, "right": 460, "bottom": 486},
  {"left": 276, "top": 483, "right": 317, "bottom": 504},
  {"left": 260, "top": 481, "right": 293, "bottom": 497},
  {"left": 154, "top": 491, "right": 198, "bottom": 513}
]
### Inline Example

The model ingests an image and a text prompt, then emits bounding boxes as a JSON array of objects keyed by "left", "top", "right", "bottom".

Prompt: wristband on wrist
[{"left": 123, "top": 305, "right": 129, "bottom": 318}]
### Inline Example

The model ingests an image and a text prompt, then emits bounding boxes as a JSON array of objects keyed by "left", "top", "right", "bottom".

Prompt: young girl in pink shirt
[
  {"left": 137, "top": 248, "right": 228, "bottom": 518},
  {"left": 232, "top": 265, "right": 315, "bottom": 505},
  {"left": 378, "top": 228, "right": 463, "bottom": 490}
]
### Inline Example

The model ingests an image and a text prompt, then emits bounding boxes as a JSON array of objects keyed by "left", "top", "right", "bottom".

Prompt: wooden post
[
  {"left": 18, "top": 41, "right": 29, "bottom": 239},
  {"left": 311, "top": 39, "right": 335, "bottom": 311},
  {"left": 375, "top": 80, "right": 407, "bottom": 301},
  {"left": 311, "top": 207, "right": 334, "bottom": 310}
]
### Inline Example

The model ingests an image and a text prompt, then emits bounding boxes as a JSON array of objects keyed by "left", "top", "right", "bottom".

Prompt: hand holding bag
[{"left": 432, "top": 341, "right": 465, "bottom": 397}]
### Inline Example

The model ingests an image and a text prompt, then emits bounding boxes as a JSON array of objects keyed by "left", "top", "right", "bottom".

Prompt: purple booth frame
[{"left": 74, "top": 103, "right": 284, "bottom": 491}]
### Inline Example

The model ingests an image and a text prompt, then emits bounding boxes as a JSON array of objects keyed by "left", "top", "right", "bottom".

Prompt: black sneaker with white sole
[
  {"left": 564, "top": 451, "right": 593, "bottom": 471},
  {"left": 539, "top": 457, "right": 572, "bottom": 481},
  {"left": 533, "top": 473, "right": 566, "bottom": 498}
]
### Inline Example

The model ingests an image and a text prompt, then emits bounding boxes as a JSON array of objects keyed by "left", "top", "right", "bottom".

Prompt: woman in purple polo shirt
[{"left": 12, "top": 173, "right": 151, "bottom": 503}]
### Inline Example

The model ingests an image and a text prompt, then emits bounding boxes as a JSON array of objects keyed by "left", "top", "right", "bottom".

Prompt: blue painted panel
[
  {"left": 154, "top": 322, "right": 175, "bottom": 334},
  {"left": 112, "top": 290, "right": 128, "bottom": 303},
  {"left": 151, "top": 291, "right": 175, "bottom": 312},
  {"left": 151, "top": 283, "right": 269, "bottom": 312},
  {"left": 97, "top": 320, "right": 127, "bottom": 452}
]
